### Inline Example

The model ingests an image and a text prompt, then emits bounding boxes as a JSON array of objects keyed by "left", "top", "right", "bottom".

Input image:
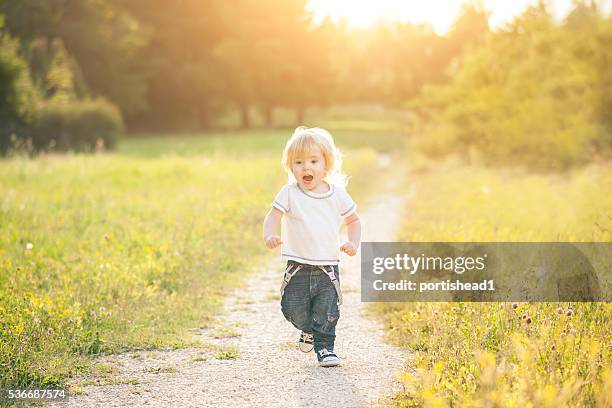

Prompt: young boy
[{"left": 263, "top": 126, "right": 361, "bottom": 367}]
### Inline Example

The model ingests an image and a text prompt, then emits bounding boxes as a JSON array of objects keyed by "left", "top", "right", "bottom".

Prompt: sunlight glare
[{"left": 308, "top": 0, "right": 581, "bottom": 34}]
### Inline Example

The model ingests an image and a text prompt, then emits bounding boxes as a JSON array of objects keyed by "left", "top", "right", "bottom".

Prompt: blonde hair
[{"left": 281, "top": 126, "right": 348, "bottom": 186}]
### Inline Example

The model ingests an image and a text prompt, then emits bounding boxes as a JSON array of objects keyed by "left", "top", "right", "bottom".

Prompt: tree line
[
  {"left": 414, "top": 2, "right": 612, "bottom": 170},
  {"left": 1, "top": 0, "right": 610, "bottom": 169},
  {"left": 0, "top": 1, "right": 487, "bottom": 141}
]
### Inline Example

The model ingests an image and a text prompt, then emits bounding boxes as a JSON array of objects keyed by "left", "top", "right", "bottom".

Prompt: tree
[
  {"left": 446, "top": 1, "right": 490, "bottom": 55},
  {"left": 0, "top": 0, "right": 148, "bottom": 117},
  {"left": 0, "top": 21, "right": 37, "bottom": 154},
  {"left": 122, "top": 0, "right": 227, "bottom": 130},
  {"left": 212, "top": 0, "right": 332, "bottom": 128},
  {"left": 414, "top": 1, "right": 610, "bottom": 170}
]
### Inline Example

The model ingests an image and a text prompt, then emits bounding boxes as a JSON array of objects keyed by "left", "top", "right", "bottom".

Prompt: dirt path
[{"left": 51, "top": 166, "right": 408, "bottom": 408}]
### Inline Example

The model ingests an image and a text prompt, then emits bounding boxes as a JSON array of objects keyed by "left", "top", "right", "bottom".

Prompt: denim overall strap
[
  {"left": 318, "top": 265, "right": 343, "bottom": 306},
  {"left": 279, "top": 263, "right": 304, "bottom": 297}
]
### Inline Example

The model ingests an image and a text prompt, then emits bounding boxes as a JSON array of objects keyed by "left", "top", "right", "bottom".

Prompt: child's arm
[
  {"left": 263, "top": 207, "right": 283, "bottom": 249},
  {"left": 340, "top": 212, "right": 361, "bottom": 256}
]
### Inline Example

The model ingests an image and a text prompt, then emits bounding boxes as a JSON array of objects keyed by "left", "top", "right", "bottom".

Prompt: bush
[
  {"left": 28, "top": 99, "right": 123, "bottom": 152},
  {"left": 0, "top": 32, "right": 38, "bottom": 155},
  {"left": 413, "top": 5, "right": 611, "bottom": 171}
]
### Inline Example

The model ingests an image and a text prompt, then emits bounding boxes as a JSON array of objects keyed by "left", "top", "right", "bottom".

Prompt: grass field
[
  {"left": 2, "top": 110, "right": 610, "bottom": 405},
  {"left": 118, "top": 127, "right": 405, "bottom": 158},
  {"left": 374, "top": 158, "right": 612, "bottom": 407},
  {"left": 0, "top": 124, "right": 402, "bottom": 389}
]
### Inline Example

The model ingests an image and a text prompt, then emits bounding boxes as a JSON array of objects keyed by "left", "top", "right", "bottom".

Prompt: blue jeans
[{"left": 280, "top": 261, "right": 340, "bottom": 353}]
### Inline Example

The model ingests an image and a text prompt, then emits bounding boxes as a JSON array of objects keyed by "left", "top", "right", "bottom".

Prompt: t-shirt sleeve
[
  {"left": 272, "top": 185, "right": 290, "bottom": 214},
  {"left": 337, "top": 186, "right": 357, "bottom": 217}
]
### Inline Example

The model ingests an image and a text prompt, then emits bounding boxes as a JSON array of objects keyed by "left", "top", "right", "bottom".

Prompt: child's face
[{"left": 291, "top": 146, "right": 327, "bottom": 191}]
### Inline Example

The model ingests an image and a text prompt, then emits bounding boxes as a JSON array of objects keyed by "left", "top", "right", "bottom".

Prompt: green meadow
[
  {"left": 1, "top": 113, "right": 610, "bottom": 406},
  {"left": 2, "top": 1, "right": 612, "bottom": 406},
  {"left": 0, "top": 125, "right": 398, "bottom": 389},
  {"left": 375, "top": 158, "right": 612, "bottom": 407}
]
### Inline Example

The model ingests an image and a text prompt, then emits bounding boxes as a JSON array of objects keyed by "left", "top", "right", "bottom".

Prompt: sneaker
[
  {"left": 298, "top": 331, "right": 314, "bottom": 353},
  {"left": 317, "top": 348, "right": 341, "bottom": 367}
]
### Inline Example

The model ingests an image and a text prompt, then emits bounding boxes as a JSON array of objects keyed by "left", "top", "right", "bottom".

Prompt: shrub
[
  {"left": 0, "top": 32, "right": 38, "bottom": 155},
  {"left": 413, "top": 6, "right": 611, "bottom": 171},
  {"left": 28, "top": 98, "right": 123, "bottom": 153}
]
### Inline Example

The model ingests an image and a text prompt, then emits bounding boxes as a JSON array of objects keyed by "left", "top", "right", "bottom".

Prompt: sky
[{"left": 308, "top": 0, "right": 612, "bottom": 34}]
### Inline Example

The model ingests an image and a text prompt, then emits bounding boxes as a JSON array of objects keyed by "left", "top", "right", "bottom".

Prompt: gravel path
[{"left": 50, "top": 170, "right": 408, "bottom": 408}]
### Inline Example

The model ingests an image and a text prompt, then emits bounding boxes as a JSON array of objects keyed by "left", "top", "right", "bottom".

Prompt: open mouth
[{"left": 303, "top": 175, "right": 313, "bottom": 182}]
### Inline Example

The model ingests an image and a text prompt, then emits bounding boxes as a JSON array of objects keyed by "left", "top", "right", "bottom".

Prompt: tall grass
[
  {"left": 0, "top": 128, "right": 394, "bottom": 388},
  {"left": 376, "top": 159, "right": 612, "bottom": 407}
]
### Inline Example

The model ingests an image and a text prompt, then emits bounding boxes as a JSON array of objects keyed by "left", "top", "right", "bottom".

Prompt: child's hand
[
  {"left": 264, "top": 235, "right": 282, "bottom": 249},
  {"left": 340, "top": 241, "right": 358, "bottom": 256}
]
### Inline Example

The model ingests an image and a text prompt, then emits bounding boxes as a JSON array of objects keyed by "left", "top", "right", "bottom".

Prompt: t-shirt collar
[{"left": 295, "top": 181, "right": 334, "bottom": 199}]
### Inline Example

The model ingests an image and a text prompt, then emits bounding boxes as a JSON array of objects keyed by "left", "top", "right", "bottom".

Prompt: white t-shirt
[{"left": 272, "top": 182, "right": 357, "bottom": 266}]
